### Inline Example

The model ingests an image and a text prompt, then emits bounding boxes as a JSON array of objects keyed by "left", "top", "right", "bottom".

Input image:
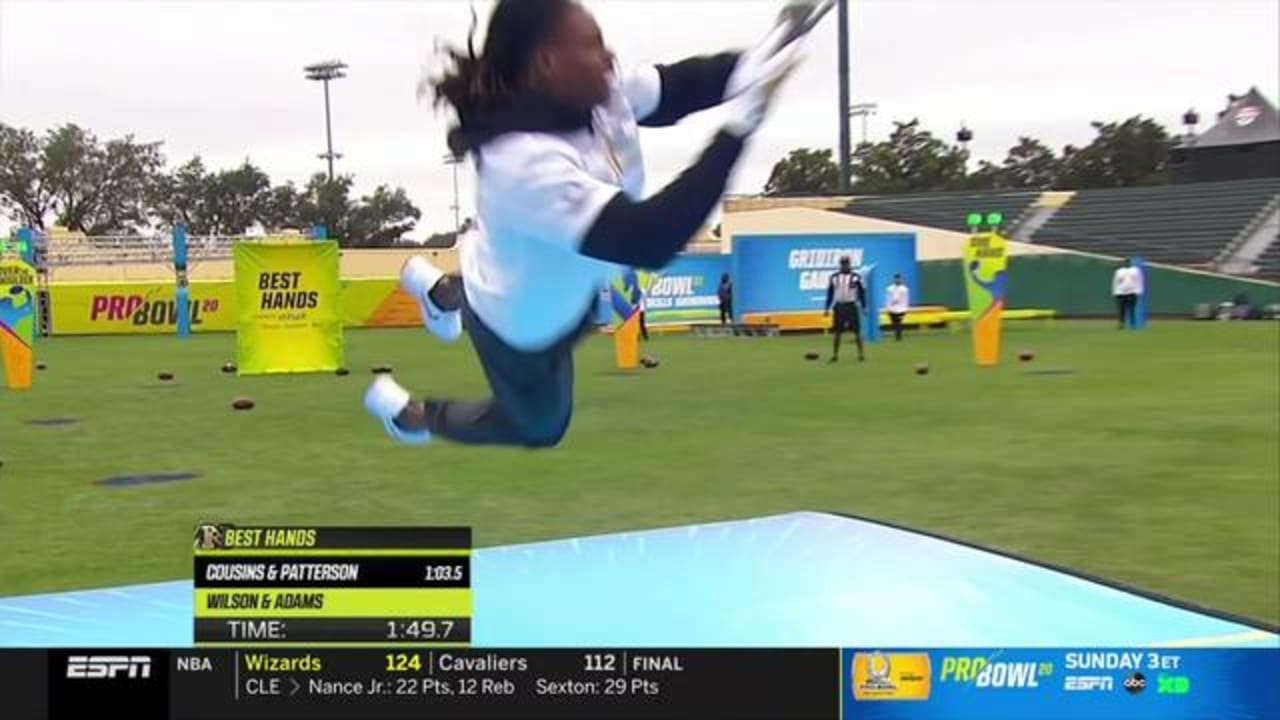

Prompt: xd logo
[{"left": 1157, "top": 675, "right": 1191, "bottom": 695}]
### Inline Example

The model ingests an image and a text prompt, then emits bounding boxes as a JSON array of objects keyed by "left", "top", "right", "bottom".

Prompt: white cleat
[
  {"left": 401, "top": 256, "right": 462, "bottom": 343},
  {"left": 364, "top": 375, "right": 431, "bottom": 445}
]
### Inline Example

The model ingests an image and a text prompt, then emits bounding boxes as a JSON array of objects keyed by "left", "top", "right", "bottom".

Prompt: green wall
[{"left": 919, "top": 254, "right": 1280, "bottom": 316}]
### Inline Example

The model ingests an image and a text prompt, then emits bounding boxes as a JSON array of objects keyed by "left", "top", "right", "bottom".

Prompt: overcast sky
[{"left": 1, "top": 0, "right": 1277, "bottom": 237}]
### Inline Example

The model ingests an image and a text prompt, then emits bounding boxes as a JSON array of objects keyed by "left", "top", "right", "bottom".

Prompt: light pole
[
  {"left": 304, "top": 60, "right": 348, "bottom": 181},
  {"left": 849, "top": 102, "right": 878, "bottom": 145},
  {"left": 836, "top": 0, "right": 852, "bottom": 193},
  {"left": 443, "top": 154, "right": 461, "bottom": 233}
]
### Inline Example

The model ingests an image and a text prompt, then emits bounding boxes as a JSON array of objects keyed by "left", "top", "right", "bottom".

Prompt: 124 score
[{"left": 386, "top": 653, "right": 423, "bottom": 672}]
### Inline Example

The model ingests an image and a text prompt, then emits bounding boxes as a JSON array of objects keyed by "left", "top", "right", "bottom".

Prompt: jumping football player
[{"left": 364, "top": 0, "right": 830, "bottom": 448}]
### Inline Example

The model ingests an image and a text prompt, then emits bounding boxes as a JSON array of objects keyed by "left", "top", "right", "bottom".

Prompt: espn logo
[
  {"left": 1064, "top": 675, "right": 1114, "bottom": 691},
  {"left": 66, "top": 655, "right": 152, "bottom": 679}
]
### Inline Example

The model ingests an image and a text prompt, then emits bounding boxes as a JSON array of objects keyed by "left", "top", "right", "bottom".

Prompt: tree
[
  {"left": 4, "top": 120, "right": 422, "bottom": 242},
  {"left": 151, "top": 156, "right": 210, "bottom": 232},
  {"left": 347, "top": 185, "right": 422, "bottom": 247},
  {"left": 261, "top": 182, "right": 303, "bottom": 231},
  {"left": 764, "top": 148, "right": 840, "bottom": 195},
  {"left": 298, "top": 173, "right": 355, "bottom": 241},
  {"left": 1000, "top": 136, "right": 1061, "bottom": 189},
  {"left": 42, "top": 124, "right": 164, "bottom": 234},
  {"left": 151, "top": 158, "right": 271, "bottom": 235},
  {"left": 291, "top": 174, "right": 421, "bottom": 246},
  {"left": 1056, "top": 116, "right": 1174, "bottom": 189},
  {"left": 849, "top": 120, "right": 969, "bottom": 194},
  {"left": 201, "top": 161, "right": 270, "bottom": 235},
  {"left": 961, "top": 159, "right": 1003, "bottom": 191},
  {"left": 0, "top": 123, "right": 55, "bottom": 229}
]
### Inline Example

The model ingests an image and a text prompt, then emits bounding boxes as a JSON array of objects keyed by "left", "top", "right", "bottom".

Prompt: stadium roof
[{"left": 1192, "top": 87, "right": 1280, "bottom": 148}]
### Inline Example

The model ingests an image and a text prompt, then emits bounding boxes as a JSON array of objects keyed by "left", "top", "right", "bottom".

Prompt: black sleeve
[
  {"left": 639, "top": 52, "right": 739, "bottom": 128},
  {"left": 579, "top": 131, "right": 745, "bottom": 270},
  {"left": 825, "top": 275, "right": 835, "bottom": 310},
  {"left": 857, "top": 277, "right": 866, "bottom": 307}
]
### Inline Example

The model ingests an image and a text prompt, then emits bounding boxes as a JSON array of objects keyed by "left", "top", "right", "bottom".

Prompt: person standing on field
[
  {"left": 1112, "top": 258, "right": 1142, "bottom": 329},
  {"left": 885, "top": 273, "right": 910, "bottom": 341},
  {"left": 717, "top": 273, "right": 734, "bottom": 325}
]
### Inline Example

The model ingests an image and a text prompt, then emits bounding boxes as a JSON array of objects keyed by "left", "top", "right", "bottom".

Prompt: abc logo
[{"left": 1124, "top": 672, "right": 1147, "bottom": 694}]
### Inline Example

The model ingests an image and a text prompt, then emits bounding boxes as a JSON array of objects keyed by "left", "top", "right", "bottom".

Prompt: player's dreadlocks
[{"left": 429, "top": 0, "right": 578, "bottom": 157}]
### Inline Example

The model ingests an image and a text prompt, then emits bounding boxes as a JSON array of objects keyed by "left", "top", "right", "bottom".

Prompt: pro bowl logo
[
  {"left": 644, "top": 274, "right": 713, "bottom": 310},
  {"left": 939, "top": 654, "right": 1053, "bottom": 689},
  {"left": 851, "top": 652, "right": 931, "bottom": 701}
]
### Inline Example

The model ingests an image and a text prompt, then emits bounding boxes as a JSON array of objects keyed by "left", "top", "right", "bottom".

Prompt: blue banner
[
  {"left": 731, "top": 233, "right": 917, "bottom": 320},
  {"left": 1132, "top": 255, "right": 1148, "bottom": 329},
  {"left": 842, "top": 648, "right": 1279, "bottom": 720},
  {"left": 644, "top": 254, "right": 730, "bottom": 325}
]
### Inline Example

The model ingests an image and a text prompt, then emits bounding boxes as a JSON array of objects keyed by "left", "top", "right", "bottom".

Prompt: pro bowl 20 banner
[
  {"left": 731, "top": 233, "right": 917, "bottom": 318},
  {"left": 643, "top": 254, "right": 730, "bottom": 326},
  {"left": 234, "top": 241, "right": 344, "bottom": 374},
  {"left": 48, "top": 281, "right": 237, "bottom": 334},
  {"left": 0, "top": 258, "right": 37, "bottom": 390},
  {"left": 963, "top": 232, "right": 1008, "bottom": 366},
  {"left": 842, "top": 648, "right": 1279, "bottom": 719},
  {"left": 46, "top": 278, "right": 416, "bottom": 335}
]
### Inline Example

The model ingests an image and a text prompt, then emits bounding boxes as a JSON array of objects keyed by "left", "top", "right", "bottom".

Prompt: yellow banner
[
  {"left": 49, "top": 281, "right": 237, "bottom": 334},
  {"left": 46, "top": 277, "right": 421, "bottom": 335},
  {"left": 341, "top": 278, "right": 421, "bottom": 328},
  {"left": 235, "top": 241, "right": 344, "bottom": 374}
]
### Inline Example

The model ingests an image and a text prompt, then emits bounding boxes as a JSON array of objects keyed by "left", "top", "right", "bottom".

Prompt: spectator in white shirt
[
  {"left": 885, "top": 273, "right": 910, "bottom": 341},
  {"left": 1112, "top": 258, "right": 1143, "bottom": 329}
]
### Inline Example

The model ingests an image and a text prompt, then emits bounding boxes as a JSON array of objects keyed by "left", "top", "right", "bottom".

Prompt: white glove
[
  {"left": 724, "top": 0, "right": 833, "bottom": 100},
  {"left": 722, "top": 39, "right": 805, "bottom": 138}
]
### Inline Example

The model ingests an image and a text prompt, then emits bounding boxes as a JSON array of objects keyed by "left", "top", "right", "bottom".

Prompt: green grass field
[{"left": 1, "top": 321, "right": 1277, "bottom": 624}]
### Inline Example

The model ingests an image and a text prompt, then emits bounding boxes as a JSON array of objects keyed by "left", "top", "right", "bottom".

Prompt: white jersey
[
  {"left": 1112, "top": 266, "right": 1143, "bottom": 296},
  {"left": 461, "top": 66, "right": 661, "bottom": 352},
  {"left": 885, "top": 283, "right": 910, "bottom": 313},
  {"left": 829, "top": 271, "right": 864, "bottom": 305}
]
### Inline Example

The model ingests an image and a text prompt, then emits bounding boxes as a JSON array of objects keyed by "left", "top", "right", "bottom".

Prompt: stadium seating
[
  {"left": 1254, "top": 240, "right": 1280, "bottom": 279},
  {"left": 1030, "top": 178, "right": 1280, "bottom": 267},
  {"left": 840, "top": 190, "right": 1041, "bottom": 233}
]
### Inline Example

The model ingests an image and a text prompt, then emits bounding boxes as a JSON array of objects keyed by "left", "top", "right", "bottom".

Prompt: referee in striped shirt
[{"left": 824, "top": 255, "right": 866, "bottom": 363}]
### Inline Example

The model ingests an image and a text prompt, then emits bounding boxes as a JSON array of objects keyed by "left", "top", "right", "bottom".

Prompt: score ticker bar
[
  {"left": 8, "top": 647, "right": 1276, "bottom": 720},
  {"left": 11, "top": 648, "right": 838, "bottom": 720},
  {"left": 5, "top": 648, "right": 1275, "bottom": 720},
  {"left": 193, "top": 526, "right": 472, "bottom": 647}
]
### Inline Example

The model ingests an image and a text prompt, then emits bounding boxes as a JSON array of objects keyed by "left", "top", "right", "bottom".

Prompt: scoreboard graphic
[{"left": 192, "top": 526, "right": 472, "bottom": 646}]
